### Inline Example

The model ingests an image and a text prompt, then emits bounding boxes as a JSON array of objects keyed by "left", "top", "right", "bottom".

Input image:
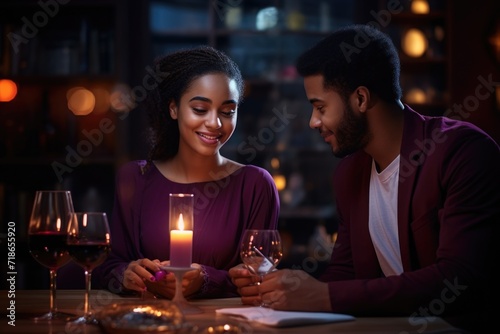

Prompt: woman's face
[{"left": 170, "top": 73, "right": 240, "bottom": 157}]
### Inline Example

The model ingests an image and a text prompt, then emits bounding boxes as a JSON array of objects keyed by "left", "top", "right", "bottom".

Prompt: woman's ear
[
  {"left": 355, "top": 86, "right": 370, "bottom": 113},
  {"left": 169, "top": 100, "right": 178, "bottom": 119}
]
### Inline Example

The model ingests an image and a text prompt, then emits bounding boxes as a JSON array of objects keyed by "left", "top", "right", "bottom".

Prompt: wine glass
[
  {"left": 240, "top": 229, "right": 283, "bottom": 306},
  {"left": 28, "top": 190, "right": 75, "bottom": 321},
  {"left": 67, "top": 212, "right": 111, "bottom": 324}
]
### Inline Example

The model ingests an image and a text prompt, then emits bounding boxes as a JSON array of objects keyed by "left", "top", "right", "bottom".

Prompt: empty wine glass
[
  {"left": 240, "top": 229, "right": 282, "bottom": 306},
  {"left": 28, "top": 190, "right": 75, "bottom": 321},
  {"left": 67, "top": 212, "right": 111, "bottom": 324}
]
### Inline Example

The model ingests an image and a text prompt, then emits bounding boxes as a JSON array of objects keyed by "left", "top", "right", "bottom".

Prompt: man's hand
[
  {"left": 258, "top": 269, "right": 332, "bottom": 312},
  {"left": 229, "top": 264, "right": 262, "bottom": 306}
]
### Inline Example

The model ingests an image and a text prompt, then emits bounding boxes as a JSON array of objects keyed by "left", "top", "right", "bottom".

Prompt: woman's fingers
[{"left": 123, "top": 258, "right": 162, "bottom": 291}]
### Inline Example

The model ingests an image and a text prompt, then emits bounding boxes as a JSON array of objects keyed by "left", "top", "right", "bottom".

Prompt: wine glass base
[
  {"left": 172, "top": 299, "right": 204, "bottom": 315},
  {"left": 69, "top": 315, "right": 99, "bottom": 325},
  {"left": 33, "top": 311, "right": 76, "bottom": 322},
  {"left": 159, "top": 265, "right": 204, "bottom": 315}
]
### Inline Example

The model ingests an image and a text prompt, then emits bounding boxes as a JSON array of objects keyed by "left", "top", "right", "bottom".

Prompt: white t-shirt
[{"left": 368, "top": 155, "right": 403, "bottom": 277}]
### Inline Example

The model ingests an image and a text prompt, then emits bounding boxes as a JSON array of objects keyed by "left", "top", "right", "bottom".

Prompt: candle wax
[{"left": 170, "top": 229, "right": 193, "bottom": 267}]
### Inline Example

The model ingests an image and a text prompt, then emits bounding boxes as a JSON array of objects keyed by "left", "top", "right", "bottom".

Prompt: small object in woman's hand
[{"left": 154, "top": 270, "right": 168, "bottom": 281}]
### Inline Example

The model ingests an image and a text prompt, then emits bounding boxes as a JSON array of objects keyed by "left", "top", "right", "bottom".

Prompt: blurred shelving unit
[
  {"left": 0, "top": 0, "right": 132, "bottom": 289},
  {"left": 378, "top": 0, "right": 451, "bottom": 116}
]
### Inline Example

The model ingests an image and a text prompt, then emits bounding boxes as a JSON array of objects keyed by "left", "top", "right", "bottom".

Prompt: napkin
[{"left": 215, "top": 307, "right": 355, "bottom": 327}]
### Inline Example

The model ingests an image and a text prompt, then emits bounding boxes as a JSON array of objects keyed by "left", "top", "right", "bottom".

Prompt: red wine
[
  {"left": 29, "top": 232, "right": 71, "bottom": 269},
  {"left": 67, "top": 243, "right": 111, "bottom": 271}
]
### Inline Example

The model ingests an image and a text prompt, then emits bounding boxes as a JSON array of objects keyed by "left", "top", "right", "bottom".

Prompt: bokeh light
[
  {"left": 405, "top": 88, "right": 427, "bottom": 104},
  {"left": 411, "top": 0, "right": 430, "bottom": 14},
  {"left": 0, "top": 79, "right": 18, "bottom": 102},
  {"left": 91, "top": 87, "right": 111, "bottom": 114},
  {"left": 273, "top": 174, "right": 286, "bottom": 191},
  {"left": 270, "top": 157, "right": 280, "bottom": 169},
  {"left": 110, "top": 83, "right": 134, "bottom": 113},
  {"left": 67, "top": 87, "right": 96, "bottom": 115},
  {"left": 402, "top": 28, "right": 428, "bottom": 57},
  {"left": 256, "top": 7, "right": 278, "bottom": 31}
]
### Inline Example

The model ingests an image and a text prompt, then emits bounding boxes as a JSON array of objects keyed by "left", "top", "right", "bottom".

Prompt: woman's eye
[
  {"left": 220, "top": 110, "right": 236, "bottom": 117},
  {"left": 193, "top": 108, "right": 206, "bottom": 113}
]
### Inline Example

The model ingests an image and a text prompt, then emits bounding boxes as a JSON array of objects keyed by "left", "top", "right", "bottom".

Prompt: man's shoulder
[{"left": 406, "top": 107, "right": 498, "bottom": 154}]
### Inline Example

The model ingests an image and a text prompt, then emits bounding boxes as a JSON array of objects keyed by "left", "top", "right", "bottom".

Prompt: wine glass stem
[
  {"left": 173, "top": 271, "right": 184, "bottom": 302},
  {"left": 84, "top": 270, "right": 92, "bottom": 317},
  {"left": 49, "top": 269, "right": 57, "bottom": 315}
]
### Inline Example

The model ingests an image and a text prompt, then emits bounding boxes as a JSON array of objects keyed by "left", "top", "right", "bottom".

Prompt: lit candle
[{"left": 170, "top": 213, "right": 193, "bottom": 267}]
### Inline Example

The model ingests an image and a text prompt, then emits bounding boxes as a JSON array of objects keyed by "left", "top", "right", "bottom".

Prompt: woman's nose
[{"left": 205, "top": 111, "right": 222, "bottom": 129}]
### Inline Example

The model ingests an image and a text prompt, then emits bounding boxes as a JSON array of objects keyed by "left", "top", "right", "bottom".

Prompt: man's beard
[{"left": 332, "top": 100, "right": 371, "bottom": 158}]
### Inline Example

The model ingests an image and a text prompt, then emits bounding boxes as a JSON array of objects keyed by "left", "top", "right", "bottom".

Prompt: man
[{"left": 229, "top": 24, "right": 500, "bottom": 333}]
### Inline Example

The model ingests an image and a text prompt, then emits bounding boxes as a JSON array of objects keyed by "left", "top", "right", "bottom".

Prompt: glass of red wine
[
  {"left": 28, "top": 190, "right": 75, "bottom": 321},
  {"left": 67, "top": 212, "right": 111, "bottom": 325}
]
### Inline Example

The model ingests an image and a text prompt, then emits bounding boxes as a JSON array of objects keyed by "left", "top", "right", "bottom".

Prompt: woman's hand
[
  {"left": 123, "top": 258, "right": 161, "bottom": 292},
  {"left": 144, "top": 261, "right": 205, "bottom": 299},
  {"left": 229, "top": 264, "right": 262, "bottom": 306}
]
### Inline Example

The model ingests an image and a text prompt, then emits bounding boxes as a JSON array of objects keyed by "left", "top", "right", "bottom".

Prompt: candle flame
[
  {"left": 178, "top": 213, "right": 184, "bottom": 231},
  {"left": 56, "top": 218, "right": 61, "bottom": 231}
]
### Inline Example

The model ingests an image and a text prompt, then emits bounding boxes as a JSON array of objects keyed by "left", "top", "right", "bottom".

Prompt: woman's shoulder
[
  {"left": 238, "top": 164, "right": 272, "bottom": 178},
  {"left": 117, "top": 160, "right": 147, "bottom": 173},
  {"left": 234, "top": 164, "right": 275, "bottom": 188},
  {"left": 116, "top": 160, "right": 156, "bottom": 181}
]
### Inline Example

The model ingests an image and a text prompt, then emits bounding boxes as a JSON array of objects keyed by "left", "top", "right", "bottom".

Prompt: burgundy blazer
[{"left": 320, "top": 106, "right": 500, "bottom": 332}]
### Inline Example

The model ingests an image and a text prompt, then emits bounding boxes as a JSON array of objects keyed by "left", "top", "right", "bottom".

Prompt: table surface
[{"left": 1, "top": 290, "right": 464, "bottom": 333}]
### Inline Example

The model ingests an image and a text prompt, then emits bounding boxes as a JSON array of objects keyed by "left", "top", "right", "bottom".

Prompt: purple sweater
[{"left": 97, "top": 161, "right": 280, "bottom": 298}]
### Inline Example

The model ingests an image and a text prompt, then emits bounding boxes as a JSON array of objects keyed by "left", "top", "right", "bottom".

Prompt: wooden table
[{"left": 1, "top": 290, "right": 463, "bottom": 333}]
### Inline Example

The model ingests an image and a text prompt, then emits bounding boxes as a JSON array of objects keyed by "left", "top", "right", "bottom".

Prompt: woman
[{"left": 97, "top": 46, "right": 280, "bottom": 298}]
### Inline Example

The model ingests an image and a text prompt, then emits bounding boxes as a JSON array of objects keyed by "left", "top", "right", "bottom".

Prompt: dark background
[{"left": 1, "top": 0, "right": 499, "bottom": 289}]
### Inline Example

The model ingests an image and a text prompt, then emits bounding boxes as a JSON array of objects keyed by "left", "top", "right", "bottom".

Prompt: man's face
[{"left": 304, "top": 74, "right": 370, "bottom": 158}]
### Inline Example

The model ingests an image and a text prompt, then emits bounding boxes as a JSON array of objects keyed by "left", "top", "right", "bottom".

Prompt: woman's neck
[{"left": 155, "top": 152, "right": 241, "bottom": 184}]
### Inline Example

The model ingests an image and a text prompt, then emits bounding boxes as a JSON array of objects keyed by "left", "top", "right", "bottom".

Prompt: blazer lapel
[{"left": 398, "top": 106, "right": 426, "bottom": 271}]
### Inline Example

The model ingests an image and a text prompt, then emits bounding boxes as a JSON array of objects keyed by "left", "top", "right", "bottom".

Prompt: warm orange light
[
  {"left": 91, "top": 87, "right": 111, "bottom": 114},
  {"left": 411, "top": 0, "right": 430, "bottom": 14},
  {"left": 67, "top": 87, "right": 95, "bottom": 115},
  {"left": 402, "top": 28, "right": 428, "bottom": 57},
  {"left": 405, "top": 88, "right": 427, "bottom": 104},
  {"left": 273, "top": 174, "right": 286, "bottom": 191},
  {"left": 270, "top": 157, "right": 280, "bottom": 169},
  {"left": 0, "top": 79, "right": 18, "bottom": 102}
]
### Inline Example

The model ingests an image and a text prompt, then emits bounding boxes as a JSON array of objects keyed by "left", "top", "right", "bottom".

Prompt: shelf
[
  {"left": 378, "top": 0, "right": 450, "bottom": 117},
  {"left": 3, "top": 74, "right": 118, "bottom": 85},
  {"left": 0, "top": 1, "right": 120, "bottom": 78},
  {"left": 214, "top": 28, "right": 332, "bottom": 36},
  {"left": 391, "top": 12, "right": 447, "bottom": 21}
]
